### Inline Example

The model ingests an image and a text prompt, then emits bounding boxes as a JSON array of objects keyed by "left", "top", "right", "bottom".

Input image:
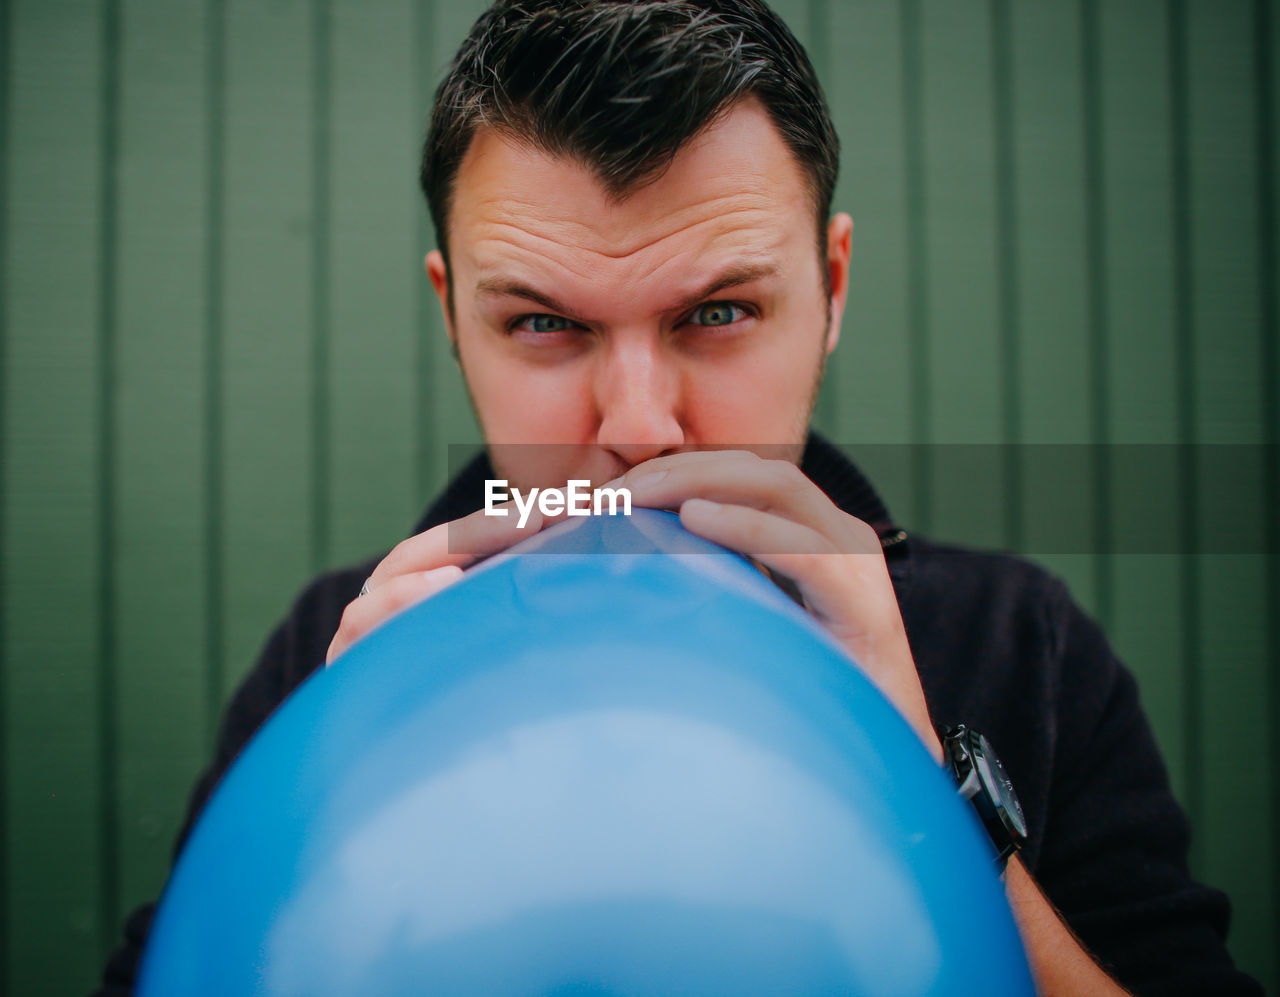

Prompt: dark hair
[{"left": 419, "top": 0, "right": 839, "bottom": 300}]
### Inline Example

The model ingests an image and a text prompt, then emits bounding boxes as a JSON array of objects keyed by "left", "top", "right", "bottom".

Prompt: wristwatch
[{"left": 937, "top": 723, "right": 1028, "bottom": 872}]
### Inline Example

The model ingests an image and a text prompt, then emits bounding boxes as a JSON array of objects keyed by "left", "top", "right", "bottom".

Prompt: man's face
[{"left": 427, "top": 97, "right": 853, "bottom": 491}]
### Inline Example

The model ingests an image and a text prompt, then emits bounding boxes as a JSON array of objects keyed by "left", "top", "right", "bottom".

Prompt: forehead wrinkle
[
  {"left": 469, "top": 221, "right": 643, "bottom": 292},
  {"left": 470, "top": 203, "right": 784, "bottom": 295},
  {"left": 470, "top": 233, "right": 604, "bottom": 291},
  {"left": 467, "top": 189, "right": 779, "bottom": 263},
  {"left": 588, "top": 192, "right": 778, "bottom": 261},
  {"left": 621, "top": 222, "right": 791, "bottom": 294},
  {"left": 598, "top": 202, "right": 778, "bottom": 263},
  {"left": 471, "top": 222, "right": 610, "bottom": 283}
]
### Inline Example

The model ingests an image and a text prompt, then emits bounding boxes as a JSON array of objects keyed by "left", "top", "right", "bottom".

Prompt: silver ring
[{"left": 359, "top": 578, "right": 372, "bottom": 598}]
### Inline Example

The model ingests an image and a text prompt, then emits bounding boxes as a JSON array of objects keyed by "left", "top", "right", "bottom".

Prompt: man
[{"left": 97, "top": 1, "right": 1262, "bottom": 993}]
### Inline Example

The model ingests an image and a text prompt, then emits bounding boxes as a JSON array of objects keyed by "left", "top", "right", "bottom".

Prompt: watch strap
[{"left": 937, "top": 722, "right": 1027, "bottom": 872}]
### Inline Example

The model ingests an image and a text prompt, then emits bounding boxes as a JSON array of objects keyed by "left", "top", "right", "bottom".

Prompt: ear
[
  {"left": 425, "top": 250, "right": 458, "bottom": 356},
  {"left": 824, "top": 212, "right": 853, "bottom": 356}
]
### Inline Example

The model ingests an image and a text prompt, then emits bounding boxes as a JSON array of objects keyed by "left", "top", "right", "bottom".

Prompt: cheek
[
  {"left": 689, "top": 335, "right": 823, "bottom": 437},
  {"left": 681, "top": 369, "right": 796, "bottom": 445},
  {"left": 465, "top": 349, "right": 596, "bottom": 444}
]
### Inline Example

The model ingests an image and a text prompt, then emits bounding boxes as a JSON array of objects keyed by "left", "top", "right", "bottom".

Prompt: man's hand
[
  {"left": 618, "top": 450, "right": 1144, "bottom": 995},
  {"left": 324, "top": 499, "right": 562, "bottom": 666},
  {"left": 617, "top": 449, "right": 945, "bottom": 766}
]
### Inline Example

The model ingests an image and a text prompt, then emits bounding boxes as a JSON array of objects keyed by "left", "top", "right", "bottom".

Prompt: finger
[
  {"left": 368, "top": 498, "right": 559, "bottom": 590},
  {"left": 625, "top": 451, "right": 847, "bottom": 545},
  {"left": 595, "top": 448, "right": 748, "bottom": 493},
  {"left": 612, "top": 448, "right": 760, "bottom": 482},
  {"left": 679, "top": 498, "right": 928, "bottom": 736},
  {"left": 678, "top": 496, "right": 832, "bottom": 569},
  {"left": 677, "top": 498, "right": 888, "bottom": 625},
  {"left": 327, "top": 565, "right": 464, "bottom": 666}
]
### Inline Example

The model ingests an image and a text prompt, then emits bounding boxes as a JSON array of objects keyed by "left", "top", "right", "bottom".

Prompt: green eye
[
  {"left": 528, "top": 314, "right": 572, "bottom": 333},
  {"left": 689, "top": 302, "right": 742, "bottom": 327}
]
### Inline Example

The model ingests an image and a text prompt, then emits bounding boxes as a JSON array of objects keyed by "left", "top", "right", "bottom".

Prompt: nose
[{"left": 594, "top": 332, "right": 685, "bottom": 468}]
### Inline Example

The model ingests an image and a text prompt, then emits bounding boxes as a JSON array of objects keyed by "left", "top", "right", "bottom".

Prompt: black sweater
[{"left": 95, "top": 434, "right": 1264, "bottom": 995}]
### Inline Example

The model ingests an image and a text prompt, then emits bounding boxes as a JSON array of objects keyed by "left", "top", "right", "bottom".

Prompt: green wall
[{"left": 1, "top": 0, "right": 1275, "bottom": 993}]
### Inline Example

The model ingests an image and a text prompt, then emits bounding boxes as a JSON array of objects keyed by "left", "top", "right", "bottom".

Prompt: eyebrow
[{"left": 475, "top": 260, "right": 779, "bottom": 321}]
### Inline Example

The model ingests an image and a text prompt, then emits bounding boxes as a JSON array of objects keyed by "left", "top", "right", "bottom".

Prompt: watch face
[{"left": 973, "top": 734, "right": 1028, "bottom": 841}]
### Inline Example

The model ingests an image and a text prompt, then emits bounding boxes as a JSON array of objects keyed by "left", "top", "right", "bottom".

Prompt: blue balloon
[{"left": 139, "top": 509, "right": 1034, "bottom": 996}]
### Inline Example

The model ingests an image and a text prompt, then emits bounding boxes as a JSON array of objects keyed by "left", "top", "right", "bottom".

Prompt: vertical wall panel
[
  {"left": 823, "top": 1, "right": 917, "bottom": 524},
  {"left": 412, "top": 0, "right": 438, "bottom": 500},
  {"left": 419, "top": 0, "right": 485, "bottom": 498},
  {"left": 1095, "top": 0, "right": 1189, "bottom": 799},
  {"left": 1182, "top": 0, "right": 1274, "bottom": 982},
  {"left": 1005, "top": 0, "right": 1099, "bottom": 614},
  {"left": 916, "top": 0, "right": 1008, "bottom": 550},
  {"left": 0, "top": 0, "right": 10, "bottom": 988},
  {"left": 2, "top": 4, "right": 107, "bottom": 994},
  {"left": 1268, "top": 0, "right": 1280, "bottom": 968},
  {"left": 218, "top": 0, "right": 318, "bottom": 698},
  {"left": 111, "top": 0, "right": 211, "bottom": 942},
  {"left": 768, "top": 0, "right": 811, "bottom": 49},
  {"left": 326, "top": 0, "right": 419, "bottom": 567},
  {"left": 1007, "top": 0, "right": 1090, "bottom": 447}
]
